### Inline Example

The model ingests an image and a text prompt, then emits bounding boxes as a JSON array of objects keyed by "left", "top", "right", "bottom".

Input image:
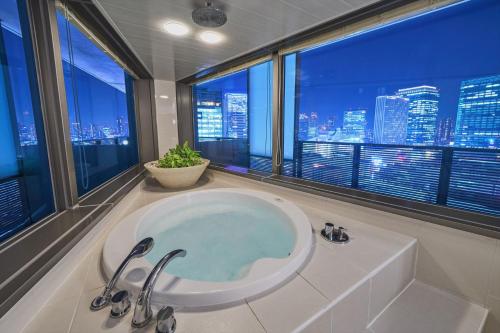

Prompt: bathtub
[{"left": 102, "top": 188, "right": 312, "bottom": 308}]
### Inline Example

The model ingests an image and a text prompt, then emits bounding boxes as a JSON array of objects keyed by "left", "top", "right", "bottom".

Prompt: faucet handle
[
  {"left": 156, "top": 306, "right": 176, "bottom": 333},
  {"left": 321, "top": 224, "right": 350, "bottom": 244},
  {"left": 337, "top": 227, "right": 348, "bottom": 241},
  {"left": 324, "top": 222, "right": 334, "bottom": 241},
  {"left": 110, "top": 290, "right": 131, "bottom": 318}
]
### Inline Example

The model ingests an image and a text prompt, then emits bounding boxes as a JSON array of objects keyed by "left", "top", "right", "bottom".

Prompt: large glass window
[
  {"left": 283, "top": 0, "right": 500, "bottom": 216},
  {"left": 1, "top": 0, "right": 54, "bottom": 241},
  {"left": 57, "top": 8, "right": 138, "bottom": 196},
  {"left": 193, "top": 61, "right": 273, "bottom": 173}
]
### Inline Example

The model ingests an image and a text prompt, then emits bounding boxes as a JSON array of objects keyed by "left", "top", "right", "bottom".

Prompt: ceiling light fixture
[
  {"left": 163, "top": 21, "right": 190, "bottom": 36},
  {"left": 159, "top": 95, "right": 169, "bottom": 99},
  {"left": 198, "top": 30, "right": 224, "bottom": 44}
]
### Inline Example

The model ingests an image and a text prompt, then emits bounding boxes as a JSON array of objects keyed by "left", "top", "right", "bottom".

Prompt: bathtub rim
[{"left": 102, "top": 188, "right": 313, "bottom": 308}]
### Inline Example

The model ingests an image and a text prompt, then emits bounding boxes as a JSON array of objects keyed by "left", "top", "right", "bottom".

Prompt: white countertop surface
[{"left": 3, "top": 170, "right": 422, "bottom": 333}]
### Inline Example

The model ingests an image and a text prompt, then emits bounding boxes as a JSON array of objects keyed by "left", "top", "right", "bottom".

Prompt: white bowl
[{"left": 144, "top": 158, "right": 209, "bottom": 188}]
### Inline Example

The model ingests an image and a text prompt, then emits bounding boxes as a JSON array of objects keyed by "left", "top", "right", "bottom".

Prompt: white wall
[
  {"left": 357, "top": 210, "right": 500, "bottom": 333},
  {"left": 154, "top": 80, "right": 178, "bottom": 156}
]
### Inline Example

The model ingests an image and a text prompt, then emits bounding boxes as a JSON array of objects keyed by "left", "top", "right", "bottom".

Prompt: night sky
[{"left": 295, "top": 0, "right": 500, "bottom": 129}]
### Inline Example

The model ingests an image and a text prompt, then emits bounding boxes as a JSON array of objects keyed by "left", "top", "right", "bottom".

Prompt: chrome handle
[
  {"left": 337, "top": 227, "right": 348, "bottom": 241},
  {"left": 324, "top": 223, "right": 334, "bottom": 240},
  {"left": 110, "top": 290, "right": 131, "bottom": 318},
  {"left": 156, "top": 306, "right": 176, "bottom": 333},
  {"left": 321, "top": 223, "right": 350, "bottom": 244}
]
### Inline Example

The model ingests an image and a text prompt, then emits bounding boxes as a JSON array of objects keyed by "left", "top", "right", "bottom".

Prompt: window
[
  {"left": 282, "top": 0, "right": 500, "bottom": 216},
  {"left": 57, "top": 8, "right": 138, "bottom": 196},
  {"left": 1, "top": 0, "right": 54, "bottom": 241},
  {"left": 193, "top": 61, "right": 273, "bottom": 173}
]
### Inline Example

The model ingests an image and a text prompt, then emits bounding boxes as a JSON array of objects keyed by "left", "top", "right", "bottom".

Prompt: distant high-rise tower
[
  {"left": 343, "top": 109, "right": 367, "bottom": 142},
  {"left": 116, "top": 116, "right": 124, "bottom": 136},
  {"left": 196, "top": 90, "right": 223, "bottom": 138},
  {"left": 224, "top": 93, "right": 248, "bottom": 138},
  {"left": 454, "top": 75, "right": 500, "bottom": 148},
  {"left": 374, "top": 96, "right": 409, "bottom": 144},
  {"left": 308, "top": 112, "right": 318, "bottom": 139},
  {"left": 436, "top": 117, "right": 454, "bottom": 146},
  {"left": 298, "top": 113, "right": 309, "bottom": 140},
  {"left": 397, "top": 86, "right": 439, "bottom": 145},
  {"left": 326, "top": 117, "right": 336, "bottom": 132}
]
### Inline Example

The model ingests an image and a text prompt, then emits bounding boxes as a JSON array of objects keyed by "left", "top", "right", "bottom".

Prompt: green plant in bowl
[{"left": 156, "top": 141, "right": 203, "bottom": 168}]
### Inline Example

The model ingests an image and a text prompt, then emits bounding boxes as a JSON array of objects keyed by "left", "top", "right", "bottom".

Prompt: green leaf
[{"left": 156, "top": 141, "right": 203, "bottom": 168}]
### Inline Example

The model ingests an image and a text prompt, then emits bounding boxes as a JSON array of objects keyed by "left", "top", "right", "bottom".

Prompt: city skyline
[
  {"left": 194, "top": 73, "right": 499, "bottom": 149},
  {"left": 297, "top": 75, "right": 499, "bottom": 149}
]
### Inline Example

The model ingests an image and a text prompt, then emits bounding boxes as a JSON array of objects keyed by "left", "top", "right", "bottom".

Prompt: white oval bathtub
[{"left": 103, "top": 188, "right": 312, "bottom": 308}]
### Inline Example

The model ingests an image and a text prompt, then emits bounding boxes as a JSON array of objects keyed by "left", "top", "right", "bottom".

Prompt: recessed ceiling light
[
  {"left": 163, "top": 21, "right": 190, "bottom": 36},
  {"left": 159, "top": 95, "right": 169, "bottom": 99},
  {"left": 198, "top": 30, "right": 225, "bottom": 44}
]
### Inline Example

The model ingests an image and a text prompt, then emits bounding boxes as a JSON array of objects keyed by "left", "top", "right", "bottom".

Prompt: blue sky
[{"left": 56, "top": 11, "right": 126, "bottom": 93}]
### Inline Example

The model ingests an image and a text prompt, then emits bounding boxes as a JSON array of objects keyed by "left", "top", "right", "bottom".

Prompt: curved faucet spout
[
  {"left": 132, "top": 249, "right": 187, "bottom": 328},
  {"left": 91, "top": 237, "right": 154, "bottom": 311}
]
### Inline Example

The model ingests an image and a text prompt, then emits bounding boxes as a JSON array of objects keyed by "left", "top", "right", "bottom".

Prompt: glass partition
[
  {"left": 56, "top": 8, "right": 138, "bottom": 196},
  {"left": 0, "top": 0, "right": 54, "bottom": 242},
  {"left": 193, "top": 61, "right": 273, "bottom": 173},
  {"left": 282, "top": 0, "right": 500, "bottom": 216}
]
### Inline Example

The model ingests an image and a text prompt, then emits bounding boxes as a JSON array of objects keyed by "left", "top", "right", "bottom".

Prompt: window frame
[
  {"left": 55, "top": 5, "right": 141, "bottom": 196},
  {"left": 178, "top": 0, "right": 500, "bottom": 239},
  {"left": 0, "top": 0, "right": 156, "bottom": 317},
  {"left": 191, "top": 57, "right": 275, "bottom": 173}
]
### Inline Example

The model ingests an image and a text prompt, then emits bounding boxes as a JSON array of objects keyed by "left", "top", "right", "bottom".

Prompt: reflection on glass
[
  {"left": 282, "top": 0, "right": 500, "bottom": 216},
  {"left": 56, "top": 9, "right": 138, "bottom": 196},
  {"left": 0, "top": 0, "right": 54, "bottom": 241},
  {"left": 193, "top": 61, "right": 273, "bottom": 172}
]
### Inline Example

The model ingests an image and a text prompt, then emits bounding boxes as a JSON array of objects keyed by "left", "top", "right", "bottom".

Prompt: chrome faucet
[
  {"left": 321, "top": 222, "right": 350, "bottom": 244},
  {"left": 132, "top": 249, "right": 187, "bottom": 328},
  {"left": 91, "top": 237, "right": 154, "bottom": 311}
]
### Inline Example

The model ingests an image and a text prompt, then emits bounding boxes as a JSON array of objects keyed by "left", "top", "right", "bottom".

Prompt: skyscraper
[
  {"left": 298, "top": 113, "right": 309, "bottom": 140},
  {"left": 374, "top": 95, "right": 409, "bottom": 144},
  {"left": 397, "top": 86, "right": 439, "bottom": 145},
  {"left": 224, "top": 93, "right": 248, "bottom": 138},
  {"left": 196, "top": 90, "right": 223, "bottom": 138},
  {"left": 326, "top": 117, "right": 336, "bottom": 132},
  {"left": 343, "top": 109, "right": 367, "bottom": 142},
  {"left": 116, "top": 116, "right": 124, "bottom": 136},
  {"left": 436, "top": 117, "right": 454, "bottom": 146},
  {"left": 308, "top": 112, "right": 318, "bottom": 139},
  {"left": 454, "top": 75, "right": 500, "bottom": 148}
]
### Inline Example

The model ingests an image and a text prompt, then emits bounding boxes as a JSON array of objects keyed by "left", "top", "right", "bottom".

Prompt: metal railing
[
  {"left": 71, "top": 136, "right": 131, "bottom": 145},
  {"left": 196, "top": 136, "right": 499, "bottom": 216},
  {"left": 289, "top": 140, "right": 499, "bottom": 215}
]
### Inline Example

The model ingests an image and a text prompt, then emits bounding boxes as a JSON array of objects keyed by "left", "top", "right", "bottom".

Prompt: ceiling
[{"left": 94, "top": 0, "right": 378, "bottom": 81}]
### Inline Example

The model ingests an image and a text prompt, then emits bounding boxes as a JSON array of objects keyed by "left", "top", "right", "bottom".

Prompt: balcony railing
[
  {"left": 284, "top": 141, "right": 499, "bottom": 216},
  {"left": 71, "top": 136, "right": 131, "bottom": 145},
  {"left": 0, "top": 175, "right": 30, "bottom": 241},
  {"left": 197, "top": 136, "right": 499, "bottom": 217}
]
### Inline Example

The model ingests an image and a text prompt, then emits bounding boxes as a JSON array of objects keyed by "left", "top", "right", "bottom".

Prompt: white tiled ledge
[
  {"left": 0, "top": 170, "right": 485, "bottom": 333},
  {"left": 292, "top": 231, "right": 416, "bottom": 333},
  {"left": 368, "top": 280, "right": 488, "bottom": 333}
]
